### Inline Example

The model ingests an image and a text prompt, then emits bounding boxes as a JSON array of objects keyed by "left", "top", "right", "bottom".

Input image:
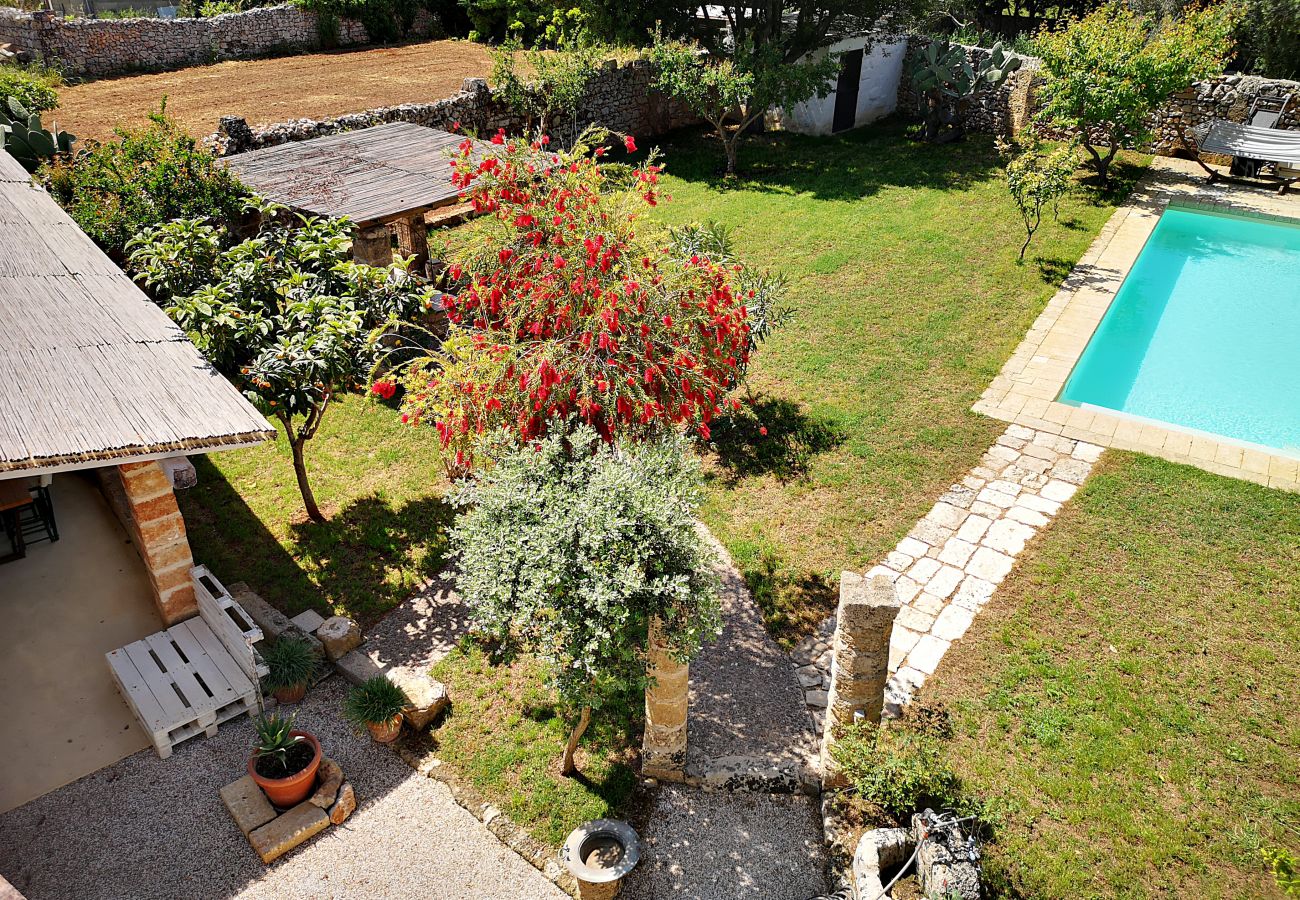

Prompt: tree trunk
[
  {"left": 290, "top": 437, "right": 324, "bottom": 523},
  {"left": 560, "top": 706, "right": 592, "bottom": 776},
  {"left": 723, "top": 138, "right": 738, "bottom": 175},
  {"left": 1019, "top": 210, "right": 1039, "bottom": 261}
]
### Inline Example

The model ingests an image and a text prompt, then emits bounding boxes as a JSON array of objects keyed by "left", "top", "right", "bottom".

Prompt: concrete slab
[{"left": 0, "top": 473, "right": 162, "bottom": 814}]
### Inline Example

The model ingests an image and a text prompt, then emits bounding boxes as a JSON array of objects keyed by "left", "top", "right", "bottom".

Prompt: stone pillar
[
  {"left": 642, "top": 617, "right": 689, "bottom": 781},
  {"left": 112, "top": 461, "right": 198, "bottom": 624},
  {"left": 352, "top": 223, "right": 393, "bottom": 267},
  {"left": 393, "top": 215, "right": 429, "bottom": 276},
  {"left": 819, "top": 571, "right": 899, "bottom": 788}
]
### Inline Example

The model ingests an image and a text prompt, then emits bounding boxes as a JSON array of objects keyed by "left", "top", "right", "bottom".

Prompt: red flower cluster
[
  {"left": 403, "top": 130, "right": 752, "bottom": 464},
  {"left": 370, "top": 379, "right": 397, "bottom": 400}
]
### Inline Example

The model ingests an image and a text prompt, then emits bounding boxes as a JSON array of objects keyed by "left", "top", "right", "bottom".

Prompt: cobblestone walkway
[{"left": 794, "top": 424, "right": 1102, "bottom": 718}]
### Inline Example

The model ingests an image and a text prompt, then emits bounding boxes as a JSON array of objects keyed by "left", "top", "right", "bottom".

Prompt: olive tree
[
  {"left": 1033, "top": 3, "right": 1241, "bottom": 187},
  {"left": 449, "top": 426, "right": 722, "bottom": 775},
  {"left": 128, "top": 205, "right": 436, "bottom": 522}
]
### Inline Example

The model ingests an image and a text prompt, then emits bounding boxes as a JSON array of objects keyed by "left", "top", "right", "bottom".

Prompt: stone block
[
  {"left": 309, "top": 758, "right": 343, "bottom": 809},
  {"left": 967, "top": 547, "right": 1014, "bottom": 584},
  {"left": 907, "top": 635, "right": 950, "bottom": 675},
  {"left": 335, "top": 649, "right": 385, "bottom": 686},
  {"left": 329, "top": 782, "right": 356, "bottom": 825},
  {"left": 221, "top": 774, "right": 276, "bottom": 836},
  {"left": 1040, "top": 479, "right": 1078, "bottom": 502},
  {"left": 160, "top": 456, "right": 198, "bottom": 490},
  {"left": 247, "top": 801, "right": 329, "bottom": 864},
  {"left": 316, "top": 615, "right": 362, "bottom": 660},
  {"left": 290, "top": 609, "right": 326, "bottom": 634},
  {"left": 229, "top": 583, "right": 292, "bottom": 639},
  {"left": 387, "top": 666, "right": 450, "bottom": 729}
]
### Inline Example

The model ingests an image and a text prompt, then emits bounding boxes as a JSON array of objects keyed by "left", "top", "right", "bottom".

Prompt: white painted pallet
[{"left": 107, "top": 567, "right": 266, "bottom": 759}]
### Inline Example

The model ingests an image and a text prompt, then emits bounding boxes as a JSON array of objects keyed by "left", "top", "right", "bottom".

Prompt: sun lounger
[{"left": 1191, "top": 119, "right": 1300, "bottom": 194}]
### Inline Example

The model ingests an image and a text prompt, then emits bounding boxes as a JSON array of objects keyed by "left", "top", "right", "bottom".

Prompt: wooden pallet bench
[{"left": 107, "top": 566, "right": 266, "bottom": 759}]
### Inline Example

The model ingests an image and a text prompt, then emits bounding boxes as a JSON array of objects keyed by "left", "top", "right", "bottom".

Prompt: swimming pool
[{"left": 1060, "top": 205, "right": 1300, "bottom": 457}]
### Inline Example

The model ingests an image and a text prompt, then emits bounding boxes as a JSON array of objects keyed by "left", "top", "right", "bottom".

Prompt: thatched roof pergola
[{"left": 0, "top": 150, "right": 274, "bottom": 476}]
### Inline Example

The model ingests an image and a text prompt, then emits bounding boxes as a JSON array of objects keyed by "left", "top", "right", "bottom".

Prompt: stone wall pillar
[
  {"left": 393, "top": 215, "right": 429, "bottom": 276},
  {"left": 642, "top": 617, "right": 689, "bottom": 781},
  {"left": 352, "top": 224, "right": 393, "bottom": 267},
  {"left": 104, "top": 461, "right": 197, "bottom": 624},
  {"left": 819, "top": 572, "right": 900, "bottom": 788}
]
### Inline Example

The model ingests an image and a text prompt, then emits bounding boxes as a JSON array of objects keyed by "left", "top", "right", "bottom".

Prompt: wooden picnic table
[{"left": 223, "top": 122, "right": 489, "bottom": 272}]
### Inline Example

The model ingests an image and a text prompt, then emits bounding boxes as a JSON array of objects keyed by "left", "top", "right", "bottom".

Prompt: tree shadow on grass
[
  {"left": 655, "top": 118, "right": 1005, "bottom": 202},
  {"left": 180, "top": 455, "right": 452, "bottom": 626},
  {"left": 741, "top": 547, "right": 839, "bottom": 646},
  {"left": 707, "top": 395, "right": 845, "bottom": 485}
]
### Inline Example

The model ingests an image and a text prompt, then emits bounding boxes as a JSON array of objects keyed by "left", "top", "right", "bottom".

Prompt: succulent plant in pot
[
  {"left": 248, "top": 713, "right": 322, "bottom": 808},
  {"left": 262, "top": 635, "right": 321, "bottom": 704},
  {"left": 343, "top": 676, "right": 411, "bottom": 744}
]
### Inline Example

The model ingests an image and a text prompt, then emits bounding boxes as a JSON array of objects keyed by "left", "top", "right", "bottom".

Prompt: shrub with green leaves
[
  {"left": 490, "top": 31, "right": 604, "bottom": 142},
  {"left": 343, "top": 676, "right": 412, "bottom": 726},
  {"left": 831, "top": 719, "right": 986, "bottom": 824},
  {"left": 1001, "top": 137, "right": 1078, "bottom": 260},
  {"left": 0, "top": 63, "right": 61, "bottom": 114},
  {"left": 449, "top": 425, "right": 722, "bottom": 775},
  {"left": 42, "top": 110, "right": 247, "bottom": 262},
  {"left": 128, "top": 206, "right": 437, "bottom": 522},
  {"left": 262, "top": 636, "right": 322, "bottom": 693}
]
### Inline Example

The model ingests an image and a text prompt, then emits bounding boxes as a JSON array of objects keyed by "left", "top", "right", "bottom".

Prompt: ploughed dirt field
[{"left": 56, "top": 39, "right": 495, "bottom": 142}]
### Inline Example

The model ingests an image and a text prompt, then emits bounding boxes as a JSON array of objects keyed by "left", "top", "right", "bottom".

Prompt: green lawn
[
  {"left": 927, "top": 452, "right": 1300, "bottom": 899},
  {"left": 179, "top": 394, "right": 451, "bottom": 625},
  {"left": 648, "top": 121, "right": 1146, "bottom": 642}
]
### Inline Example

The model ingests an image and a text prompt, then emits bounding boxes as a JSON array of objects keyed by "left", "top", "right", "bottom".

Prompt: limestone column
[
  {"left": 393, "top": 215, "right": 430, "bottom": 276},
  {"left": 819, "top": 571, "right": 900, "bottom": 788},
  {"left": 352, "top": 223, "right": 394, "bottom": 267},
  {"left": 642, "top": 617, "right": 689, "bottom": 781}
]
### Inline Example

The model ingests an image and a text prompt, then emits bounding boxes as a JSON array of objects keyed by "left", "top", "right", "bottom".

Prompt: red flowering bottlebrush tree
[{"left": 395, "top": 127, "right": 768, "bottom": 470}]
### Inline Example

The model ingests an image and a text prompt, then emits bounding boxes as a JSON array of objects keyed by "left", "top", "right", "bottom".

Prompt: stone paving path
[
  {"left": 795, "top": 424, "right": 1102, "bottom": 717},
  {"left": 0, "top": 677, "right": 566, "bottom": 900}
]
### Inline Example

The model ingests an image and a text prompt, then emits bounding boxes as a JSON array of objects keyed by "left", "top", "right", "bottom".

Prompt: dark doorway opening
[{"left": 832, "top": 48, "right": 864, "bottom": 133}]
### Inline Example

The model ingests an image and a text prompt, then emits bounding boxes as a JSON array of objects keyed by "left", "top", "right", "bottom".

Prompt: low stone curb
[{"left": 392, "top": 742, "right": 580, "bottom": 898}]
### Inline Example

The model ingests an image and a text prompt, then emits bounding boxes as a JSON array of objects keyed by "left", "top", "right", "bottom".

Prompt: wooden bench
[{"left": 107, "top": 566, "right": 266, "bottom": 759}]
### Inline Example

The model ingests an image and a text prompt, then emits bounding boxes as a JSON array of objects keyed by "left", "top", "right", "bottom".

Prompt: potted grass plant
[
  {"left": 248, "top": 713, "right": 322, "bottom": 807},
  {"left": 343, "top": 676, "right": 411, "bottom": 744},
  {"left": 262, "top": 636, "right": 320, "bottom": 704}
]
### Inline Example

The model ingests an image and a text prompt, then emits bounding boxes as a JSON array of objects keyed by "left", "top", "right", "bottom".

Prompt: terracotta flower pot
[
  {"left": 249, "top": 730, "right": 321, "bottom": 808},
  {"left": 366, "top": 714, "right": 404, "bottom": 744},
  {"left": 273, "top": 682, "right": 308, "bottom": 705}
]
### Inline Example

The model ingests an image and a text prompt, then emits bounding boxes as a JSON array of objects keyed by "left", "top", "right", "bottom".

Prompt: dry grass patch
[{"left": 56, "top": 39, "right": 494, "bottom": 141}]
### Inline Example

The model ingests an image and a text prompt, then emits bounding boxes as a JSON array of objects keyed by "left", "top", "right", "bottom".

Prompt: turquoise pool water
[{"left": 1060, "top": 206, "right": 1300, "bottom": 456}]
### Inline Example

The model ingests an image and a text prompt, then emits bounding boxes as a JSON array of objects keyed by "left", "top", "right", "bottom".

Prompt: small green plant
[
  {"left": 1263, "top": 847, "right": 1300, "bottom": 897},
  {"left": 0, "top": 63, "right": 62, "bottom": 114},
  {"left": 253, "top": 713, "right": 307, "bottom": 776},
  {"left": 0, "top": 96, "right": 75, "bottom": 173},
  {"left": 831, "top": 719, "right": 985, "bottom": 824},
  {"left": 490, "top": 31, "right": 604, "bottom": 143},
  {"left": 261, "top": 636, "right": 321, "bottom": 694},
  {"left": 1000, "top": 136, "right": 1078, "bottom": 260},
  {"left": 343, "top": 676, "right": 411, "bottom": 726}
]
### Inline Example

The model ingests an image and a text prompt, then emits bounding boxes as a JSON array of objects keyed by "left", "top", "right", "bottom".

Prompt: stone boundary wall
[
  {"left": 209, "top": 59, "right": 700, "bottom": 156},
  {"left": 0, "top": 5, "right": 430, "bottom": 78},
  {"left": 896, "top": 36, "right": 1300, "bottom": 154}
]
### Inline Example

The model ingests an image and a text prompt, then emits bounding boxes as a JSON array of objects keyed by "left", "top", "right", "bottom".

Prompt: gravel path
[
  {"left": 361, "top": 574, "right": 470, "bottom": 671},
  {"left": 687, "top": 532, "right": 818, "bottom": 777},
  {"left": 0, "top": 677, "right": 565, "bottom": 900},
  {"left": 621, "top": 784, "right": 829, "bottom": 900}
]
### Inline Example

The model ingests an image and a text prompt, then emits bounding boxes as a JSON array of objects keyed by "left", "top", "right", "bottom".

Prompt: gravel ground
[
  {"left": 0, "top": 677, "right": 565, "bottom": 900},
  {"left": 621, "top": 784, "right": 830, "bottom": 900},
  {"left": 362, "top": 574, "right": 469, "bottom": 671},
  {"left": 688, "top": 533, "right": 819, "bottom": 775}
]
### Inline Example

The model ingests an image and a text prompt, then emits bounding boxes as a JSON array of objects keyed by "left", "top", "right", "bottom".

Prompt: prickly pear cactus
[
  {"left": 908, "top": 40, "right": 1022, "bottom": 143},
  {"left": 1, "top": 96, "right": 77, "bottom": 173}
]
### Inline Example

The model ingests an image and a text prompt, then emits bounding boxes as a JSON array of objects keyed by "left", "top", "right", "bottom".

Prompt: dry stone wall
[
  {"left": 209, "top": 59, "right": 700, "bottom": 156},
  {"left": 0, "top": 5, "right": 423, "bottom": 78},
  {"left": 896, "top": 36, "right": 1300, "bottom": 154}
]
